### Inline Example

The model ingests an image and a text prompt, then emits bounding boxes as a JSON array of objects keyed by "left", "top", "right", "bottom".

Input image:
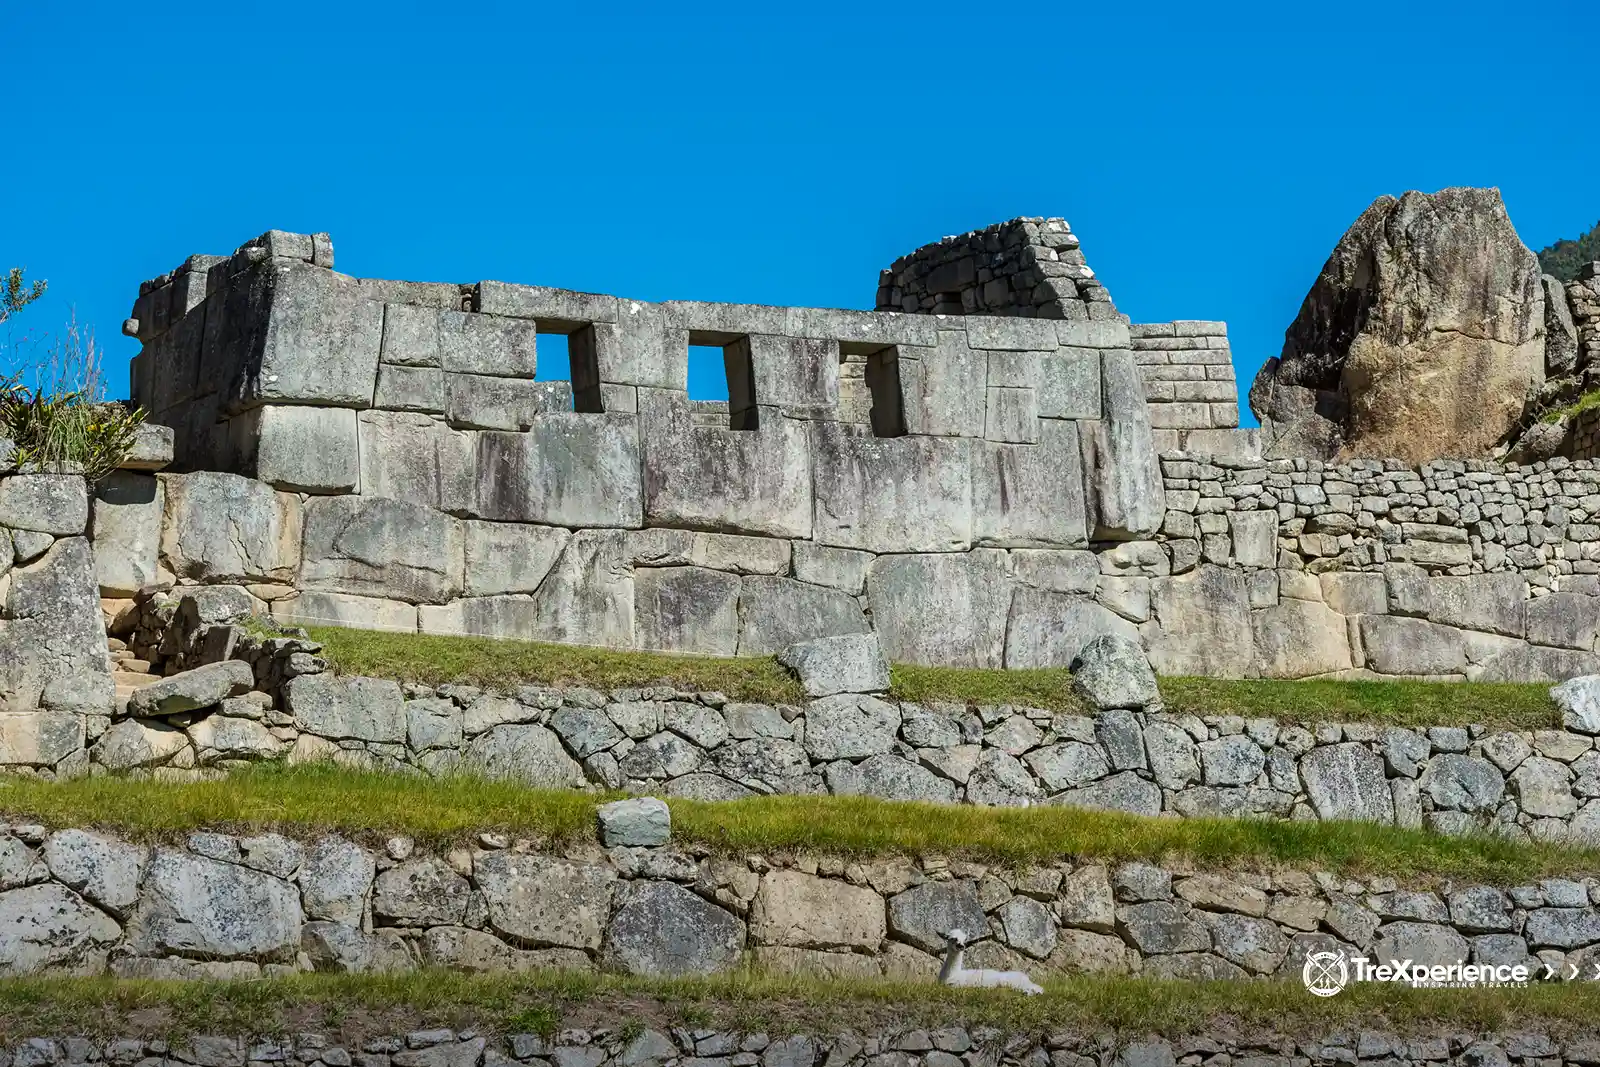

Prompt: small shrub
[{"left": 0, "top": 313, "right": 145, "bottom": 481}]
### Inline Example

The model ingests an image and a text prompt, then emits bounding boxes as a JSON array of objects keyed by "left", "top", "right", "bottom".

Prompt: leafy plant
[
  {"left": 1, "top": 268, "right": 47, "bottom": 322},
  {"left": 0, "top": 311, "right": 146, "bottom": 481},
  {"left": 1538, "top": 220, "right": 1600, "bottom": 283}
]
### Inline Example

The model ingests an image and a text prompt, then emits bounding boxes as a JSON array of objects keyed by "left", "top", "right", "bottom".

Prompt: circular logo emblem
[{"left": 1302, "top": 951, "right": 1348, "bottom": 997}]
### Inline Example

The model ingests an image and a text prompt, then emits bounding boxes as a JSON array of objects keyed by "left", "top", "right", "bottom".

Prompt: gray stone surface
[
  {"left": 597, "top": 797, "right": 671, "bottom": 848},
  {"left": 127, "top": 849, "right": 303, "bottom": 960},
  {"left": 126, "top": 661, "right": 254, "bottom": 717},
  {"left": 603, "top": 881, "right": 744, "bottom": 976},
  {"left": 1070, "top": 633, "right": 1159, "bottom": 710},
  {"left": 777, "top": 633, "right": 890, "bottom": 697}
]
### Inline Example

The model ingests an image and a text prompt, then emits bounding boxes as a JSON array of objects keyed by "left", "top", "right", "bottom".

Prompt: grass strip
[
  {"left": 2, "top": 970, "right": 1599, "bottom": 1043},
  {"left": 305, "top": 626, "right": 1559, "bottom": 730},
  {"left": 3, "top": 763, "right": 1596, "bottom": 883}
]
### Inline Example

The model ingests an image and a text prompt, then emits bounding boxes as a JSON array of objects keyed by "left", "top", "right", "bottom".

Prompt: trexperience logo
[{"left": 1301, "top": 951, "right": 1532, "bottom": 996}]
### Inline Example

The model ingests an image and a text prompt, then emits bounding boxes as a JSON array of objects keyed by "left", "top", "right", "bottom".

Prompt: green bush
[{"left": 0, "top": 291, "right": 145, "bottom": 481}]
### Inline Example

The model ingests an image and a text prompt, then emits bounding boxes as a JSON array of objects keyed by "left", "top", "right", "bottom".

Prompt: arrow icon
[
  {"left": 1544, "top": 964, "right": 1558, "bottom": 980},
  {"left": 1569, "top": 964, "right": 1580, "bottom": 980}
]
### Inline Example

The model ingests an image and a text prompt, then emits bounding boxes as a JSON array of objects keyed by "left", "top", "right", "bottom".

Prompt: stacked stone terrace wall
[
  {"left": 3, "top": 1029, "right": 1590, "bottom": 1067},
  {"left": 57, "top": 587, "right": 1600, "bottom": 839},
  {"left": 7, "top": 816, "right": 1600, "bottom": 980}
]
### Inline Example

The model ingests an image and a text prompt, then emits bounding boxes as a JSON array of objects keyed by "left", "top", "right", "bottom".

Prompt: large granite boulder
[{"left": 1250, "top": 187, "right": 1544, "bottom": 462}]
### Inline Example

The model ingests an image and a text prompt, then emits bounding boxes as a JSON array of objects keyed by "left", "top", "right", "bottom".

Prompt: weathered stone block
[
  {"left": 356, "top": 411, "right": 476, "bottom": 513},
  {"left": 1527, "top": 593, "right": 1600, "bottom": 651},
  {"left": 161, "top": 472, "right": 301, "bottom": 583},
  {"left": 300, "top": 496, "right": 464, "bottom": 604},
  {"left": 236, "top": 263, "right": 381, "bottom": 410},
  {"left": 812, "top": 422, "right": 972, "bottom": 553},
  {"left": 639, "top": 391, "right": 812, "bottom": 538},
  {"left": 1083, "top": 350, "right": 1164, "bottom": 538},
  {"left": 1037, "top": 348, "right": 1101, "bottom": 419},
  {"left": 284, "top": 675, "right": 407, "bottom": 744},
  {"left": 475, "top": 853, "right": 615, "bottom": 950},
  {"left": 609, "top": 301, "right": 688, "bottom": 390},
  {"left": 437, "top": 311, "right": 538, "bottom": 377},
  {"left": 1228, "top": 511, "right": 1276, "bottom": 568},
  {"left": 1, "top": 538, "right": 111, "bottom": 716},
  {"left": 474, "top": 418, "right": 643, "bottom": 529},
  {"left": 0, "top": 475, "right": 88, "bottom": 536},
  {"left": 898, "top": 331, "right": 986, "bottom": 437},
  {"left": 1301, "top": 742, "right": 1394, "bottom": 822},
  {"left": 751, "top": 870, "right": 887, "bottom": 952},
  {"left": 463, "top": 522, "right": 570, "bottom": 597},
  {"left": 128, "top": 849, "right": 302, "bottom": 960},
  {"left": 972, "top": 420, "right": 1088, "bottom": 547},
  {"left": 1252, "top": 599, "right": 1352, "bottom": 678},
  {"left": 374, "top": 364, "right": 445, "bottom": 412},
  {"left": 1148, "top": 566, "right": 1255, "bottom": 677},
  {"left": 736, "top": 575, "right": 869, "bottom": 656},
  {"left": 868, "top": 550, "right": 1010, "bottom": 668},
  {"left": 777, "top": 633, "right": 890, "bottom": 697},
  {"left": 603, "top": 881, "right": 744, "bottom": 976},
  {"left": 379, "top": 302, "right": 442, "bottom": 366},
  {"left": 271, "top": 590, "right": 418, "bottom": 633},
  {"left": 233, "top": 405, "right": 360, "bottom": 493},
  {"left": 1428, "top": 573, "right": 1527, "bottom": 638},
  {"left": 444, "top": 375, "right": 571, "bottom": 430},
  {"left": 1006, "top": 591, "right": 1139, "bottom": 669},
  {"left": 1359, "top": 615, "right": 1467, "bottom": 675},
  {"left": 477, "top": 281, "right": 619, "bottom": 324},
  {"left": 633, "top": 566, "right": 741, "bottom": 655},
  {"left": 91, "top": 472, "right": 164, "bottom": 597}
]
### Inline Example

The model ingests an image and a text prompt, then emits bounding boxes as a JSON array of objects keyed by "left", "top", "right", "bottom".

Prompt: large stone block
[
  {"left": 1037, "top": 348, "right": 1101, "bottom": 419},
  {"left": 603, "top": 881, "right": 744, "bottom": 977},
  {"left": 0, "top": 537, "right": 109, "bottom": 716},
  {"left": 232, "top": 405, "right": 360, "bottom": 493},
  {"left": 233, "top": 262, "right": 381, "bottom": 410},
  {"left": 474, "top": 853, "right": 615, "bottom": 950},
  {"left": 812, "top": 422, "right": 972, "bottom": 553},
  {"left": 300, "top": 496, "right": 464, "bottom": 604},
  {"left": 637, "top": 390, "right": 812, "bottom": 538},
  {"left": 972, "top": 419, "right": 1088, "bottom": 547},
  {"left": 444, "top": 374, "right": 572, "bottom": 431},
  {"left": 1251, "top": 599, "right": 1352, "bottom": 678},
  {"left": 161, "top": 472, "right": 301, "bottom": 583},
  {"left": 750, "top": 870, "right": 886, "bottom": 952},
  {"left": 373, "top": 364, "right": 445, "bottom": 412},
  {"left": 477, "top": 281, "right": 619, "bottom": 325},
  {"left": 0, "top": 882, "right": 121, "bottom": 975},
  {"left": 91, "top": 471, "right": 164, "bottom": 596},
  {"left": 634, "top": 566, "right": 741, "bottom": 655},
  {"left": 1083, "top": 350, "right": 1165, "bottom": 538},
  {"left": 737, "top": 335, "right": 839, "bottom": 413},
  {"left": 1527, "top": 593, "right": 1600, "bottom": 651},
  {"left": 271, "top": 590, "right": 418, "bottom": 632},
  {"left": 1005, "top": 591, "right": 1139, "bottom": 669},
  {"left": 379, "top": 302, "right": 442, "bottom": 366},
  {"left": 284, "top": 675, "right": 407, "bottom": 744},
  {"left": 1148, "top": 566, "right": 1256, "bottom": 677},
  {"left": 736, "top": 575, "right": 869, "bottom": 655},
  {"left": 1229, "top": 511, "right": 1277, "bottom": 568},
  {"left": 463, "top": 521, "right": 569, "bottom": 597},
  {"left": 1301, "top": 742, "right": 1395, "bottom": 823},
  {"left": 0, "top": 475, "right": 88, "bottom": 535},
  {"left": 868, "top": 550, "right": 1011, "bottom": 668},
  {"left": 1359, "top": 615, "right": 1467, "bottom": 676},
  {"left": 128, "top": 849, "right": 303, "bottom": 960},
  {"left": 898, "top": 330, "right": 986, "bottom": 437},
  {"left": 437, "top": 311, "right": 538, "bottom": 377},
  {"left": 1427, "top": 573, "right": 1527, "bottom": 638},
  {"left": 356, "top": 411, "right": 476, "bottom": 513},
  {"left": 474, "top": 418, "right": 643, "bottom": 529},
  {"left": 0, "top": 711, "right": 84, "bottom": 767},
  {"left": 610, "top": 301, "right": 689, "bottom": 389}
]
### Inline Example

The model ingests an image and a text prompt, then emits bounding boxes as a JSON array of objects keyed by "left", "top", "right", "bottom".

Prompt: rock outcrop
[{"left": 1251, "top": 187, "right": 1546, "bottom": 463}]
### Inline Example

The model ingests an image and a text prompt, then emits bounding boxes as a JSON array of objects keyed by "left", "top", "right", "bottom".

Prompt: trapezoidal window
[
  {"left": 839, "top": 342, "right": 905, "bottom": 438},
  {"left": 540, "top": 321, "right": 605, "bottom": 413},
  {"left": 687, "top": 332, "right": 758, "bottom": 429}
]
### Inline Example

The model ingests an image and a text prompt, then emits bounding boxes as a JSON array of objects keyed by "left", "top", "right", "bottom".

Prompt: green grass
[
  {"left": 3, "top": 763, "right": 1596, "bottom": 883},
  {"left": 304, "top": 626, "right": 808, "bottom": 703},
  {"left": 306, "top": 623, "right": 1559, "bottom": 730},
  {"left": 1161, "top": 677, "right": 1559, "bottom": 730},
  {"left": 3, "top": 970, "right": 1599, "bottom": 1043},
  {"left": 1542, "top": 386, "right": 1600, "bottom": 424}
]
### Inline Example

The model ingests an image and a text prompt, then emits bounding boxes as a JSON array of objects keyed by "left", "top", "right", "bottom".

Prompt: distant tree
[
  {"left": 1539, "top": 221, "right": 1600, "bottom": 282},
  {"left": 1, "top": 267, "right": 47, "bottom": 324}
]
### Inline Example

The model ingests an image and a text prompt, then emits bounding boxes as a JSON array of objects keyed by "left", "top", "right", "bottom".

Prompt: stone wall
[
  {"left": 6, "top": 818, "right": 1599, "bottom": 981},
  {"left": 1137, "top": 453, "right": 1600, "bottom": 680},
  {"left": 874, "top": 217, "right": 1116, "bottom": 321},
  {"left": 62, "top": 588, "right": 1600, "bottom": 838},
  {"left": 1568, "top": 263, "right": 1600, "bottom": 372},
  {"left": 118, "top": 229, "right": 1175, "bottom": 668},
  {"left": 1131, "top": 321, "right": 1241, "bottom": 438},
  {"left": 0, "top": 451, "right": 110, "bottom": 770},
  {"left": 4, "top": 1029, "right": 1591, "bottom": 1067}
]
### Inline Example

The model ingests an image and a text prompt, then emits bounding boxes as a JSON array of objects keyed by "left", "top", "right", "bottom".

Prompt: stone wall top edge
[{"left": 1161, "top": 450, "right": 1600, "bottom": 478}]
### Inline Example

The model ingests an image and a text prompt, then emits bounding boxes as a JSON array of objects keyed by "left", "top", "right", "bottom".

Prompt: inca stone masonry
[{"left": 79, "top": 219, "right": 1600, "bottom": 685}]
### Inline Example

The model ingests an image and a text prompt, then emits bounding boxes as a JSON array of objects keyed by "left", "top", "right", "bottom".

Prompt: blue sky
[{"left": 4, "top": 2, "right": 1596, "bottom": 423}]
